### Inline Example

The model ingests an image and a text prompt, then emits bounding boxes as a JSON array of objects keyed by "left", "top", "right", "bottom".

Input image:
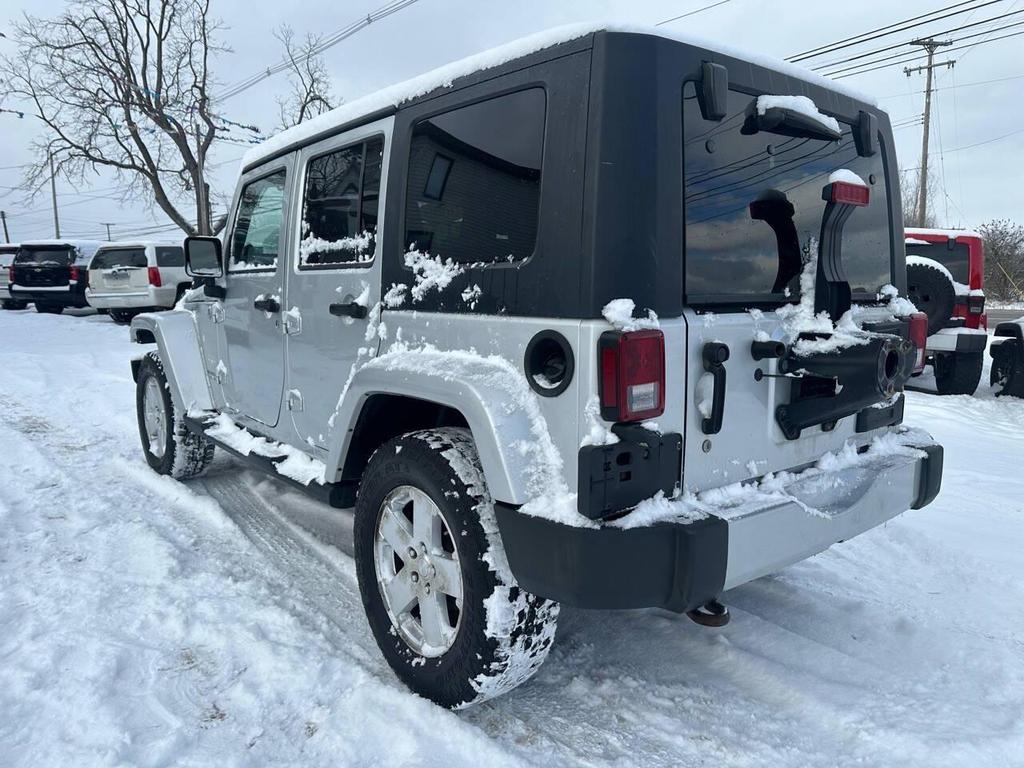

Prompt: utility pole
[
  {"left": 101, "top": 222, "right": 114, "bottom": 240},
  {"left": 0, "top": 210, "right": 9, "bottom": 243},
  {"left": 904, "top": 39, "right": 953, "bottom": 227},
  {"left": 48, "top": 151, "right": 61, "bottom": 239}
]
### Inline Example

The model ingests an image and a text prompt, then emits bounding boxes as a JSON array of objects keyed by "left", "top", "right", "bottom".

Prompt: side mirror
[{"left": 184, "top": 236, "right": 224, "bottom": 278}]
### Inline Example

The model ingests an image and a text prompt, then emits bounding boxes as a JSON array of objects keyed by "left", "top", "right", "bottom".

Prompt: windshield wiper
[{"left": 742, "top": 95, "right": 842, "bottom": 142}]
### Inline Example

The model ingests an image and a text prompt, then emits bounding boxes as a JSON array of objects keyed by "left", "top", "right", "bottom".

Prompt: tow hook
[{"left": 686, "top": 598, "right": 730, "bottom": 627}]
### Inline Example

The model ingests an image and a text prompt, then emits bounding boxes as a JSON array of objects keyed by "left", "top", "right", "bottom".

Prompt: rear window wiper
[{"left": 742, "top": 95, "right": 842, "bottom": 142}]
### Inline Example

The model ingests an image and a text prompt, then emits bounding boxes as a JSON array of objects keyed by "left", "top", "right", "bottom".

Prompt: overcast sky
[{"left": 1, "top": 0, "right": 1020, "bottom": 242}]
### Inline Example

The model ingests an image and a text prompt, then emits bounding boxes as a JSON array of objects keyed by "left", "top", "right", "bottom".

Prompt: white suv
[{"left": 87, "top": 241, "right": 190, "bottom": 323}]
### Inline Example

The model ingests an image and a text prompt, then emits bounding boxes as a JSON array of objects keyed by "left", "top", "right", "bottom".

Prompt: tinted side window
[
  {"left": 300, "top": 137, "right": 384, "bottom": 267},
  {"left": 91, "top": 248, "right": 147, "bottom": 269},
  {"left": 155, "top": 247, "right": 185, "bottom": 267},
  {"left": 229, "top": 170, "right": 287, "bottom": 272},
  {"left": 404, "top": 88, "right": 545, "bottom": 265}
]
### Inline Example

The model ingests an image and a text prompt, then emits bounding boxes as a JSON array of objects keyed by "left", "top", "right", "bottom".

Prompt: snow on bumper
[
  {"left": 926, "top": 327, "right": 987, "bottom": 354},
  {"left": 495, "top": 431, "right": 942, "bottom": 612}
]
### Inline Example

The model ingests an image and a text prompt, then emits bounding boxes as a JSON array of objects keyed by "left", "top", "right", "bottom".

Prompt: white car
[
  {"left": 86, "top": 241, "right": 190, "bottom": 323},
  {"left": 0, "top": 243, "right": 28, "bottom": 310}
]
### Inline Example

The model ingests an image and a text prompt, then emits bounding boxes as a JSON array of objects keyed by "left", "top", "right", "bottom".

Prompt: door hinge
[{"left": 287, "top": 388, "right": 304, "bottom": 412}]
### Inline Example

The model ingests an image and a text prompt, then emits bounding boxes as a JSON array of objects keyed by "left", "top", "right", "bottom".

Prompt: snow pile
[
  {"left": 205, "top": 413, "right": 326, "bottom": 486},
  {"left": 601, "top": 298, "right": 659, "bottom": 331},
  {"left": 298, "top": 232, "right": 373, "bottom": 265},
  {"left": 612, "top": 429, "right": 929, "bottom": 529},
  {"left": 580, "top": 395, "right": 619, "bottom": 447},
  {"left": 756, "top": 95, "right": 841, "bottom": 135},
  {"left": 828, "top": 169, "right": 865, "bottom": 186},
  {"left": 775, "top": 243, "right": 916, "bottom": 357},
  {"left": 404, "top": 250, "right": 464, "bottom": 302}
]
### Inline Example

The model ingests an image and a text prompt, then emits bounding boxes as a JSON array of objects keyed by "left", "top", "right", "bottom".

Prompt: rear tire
[
  {"left": 136, "top": 351, "right": 215, "bottom": 478},
  {"left": 907, "top": 261, "right": 955, "bottom": 336},
  {"left": 353, "top": 427, "right": 559, "bottom": 708},
  {"left": 934, "top": 350, "right": 983, "bottom": 396},
  {"left": 34, "top": 303, "right": 63, "bottom": 314},
  {"left": 110, "top": 309, "right": 136, "bottom": 325}
]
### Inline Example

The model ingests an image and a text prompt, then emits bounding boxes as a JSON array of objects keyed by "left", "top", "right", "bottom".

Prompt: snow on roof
[
  {"left": 242, "top": 22, "right": 879, "bottom": 169},
  {"left": 905, "top": 227, "right": 983, "bottom": 240}
]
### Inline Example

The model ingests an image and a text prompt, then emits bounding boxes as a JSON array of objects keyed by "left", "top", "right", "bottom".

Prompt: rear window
[
  {"left": 404, "top": 88, "right": 545, "bottom": 265},
  {"left": 905, "top": 240, "right": 969, "bottom": 285},
  {"left": 16, "top": 247, "right": 75, "bottom": 266},
  {"left": 683, "top": 83, "right": 893, "bottom": 304},
  {"left": 155, "top": 247, "right": 185, "bottom": 267},
  {"left": 91, "top": 248, "right": 147, "bottom": 270}
]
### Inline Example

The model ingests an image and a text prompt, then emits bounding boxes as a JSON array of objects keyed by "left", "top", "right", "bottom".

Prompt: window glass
[
  {"left": 155, "top": 246, "right": 185, "bottom": 267},
  {"left": 15, "top": 246, "right": 75, "bottom": 266},
  {"left": 91, "top": 248, "right": 147, "bottom": 269},
  {"left": 300, "top": 136, "right": 384, "bottom": 267},
  {"left": 229, "top": 170, "right": 287, "bottom": 271},
  {"left": 404, "top": 88, "right": 545, "bottom": 265},
  {"left": 905, "top": 241, "right": 969, "bottom": 285},
  {"left": 683, "top": 83, "right": 893, "bottom": 302}
]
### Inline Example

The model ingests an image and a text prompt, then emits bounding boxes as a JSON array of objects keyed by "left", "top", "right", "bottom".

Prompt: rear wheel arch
[{"left": 339, "top": 394, "right": 469, "bottom": 503}]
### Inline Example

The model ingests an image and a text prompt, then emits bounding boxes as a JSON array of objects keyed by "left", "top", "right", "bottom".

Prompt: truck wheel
[
  {"left": 934, "top": 350, "right": 984, "bottom": 395},
  {"left": 907, "top": 261, "right": 955, "bottom": 336},
  {"left": 110, "top": 310, "right": 135, "bottom": 325},
  {"left": 354, "top": 427, "right": 559, "bottom": 708},
  {"left": 35, "top": 303, "right": 64, "bottom": 315},
  {"left": 135, "top": 351, "right": 215, "bottom": 478}
]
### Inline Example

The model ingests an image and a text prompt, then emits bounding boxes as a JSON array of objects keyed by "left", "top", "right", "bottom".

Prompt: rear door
[
  {"left": 89, "top": 247, "right": 149, "bottom": 293},
  {"left": 219, "top": 159, "right": 293, "bottom": 427},
  {"left": 284, "top": 122, "right": 389, "bottom": 451},
  {"left": 680, "top": 81, "right": 897, "bottom": 490}
]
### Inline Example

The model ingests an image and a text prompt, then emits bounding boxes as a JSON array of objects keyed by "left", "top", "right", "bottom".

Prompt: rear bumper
[
  {"left": 9, "top": 286, "right": 88, "bottom": 307},
  {"left": 496, "top": 432, "right": 942, "bottom": 612},
  {"left": 926, "top": 328, "right": 987, "bottom": 354},
  {"left": 86, "top": 287, "right": 174, "bottom": 309}
]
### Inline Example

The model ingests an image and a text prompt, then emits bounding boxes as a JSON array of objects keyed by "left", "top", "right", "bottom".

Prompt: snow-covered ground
[{"left": 1, "top": 308, "right": 1023, "bottom": 767}]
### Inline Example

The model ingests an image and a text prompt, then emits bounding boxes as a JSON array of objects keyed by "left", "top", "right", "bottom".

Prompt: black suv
[{"left": 9, "top": 240, "right": 106, "bottom": 314}]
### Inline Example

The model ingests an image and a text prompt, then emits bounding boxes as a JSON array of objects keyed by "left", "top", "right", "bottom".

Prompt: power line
[
  {"left": 788, "top": 0, "right": 1000, "bottom": 61},
  {"left": 809, "top": 7, "right": 1024, "bottom": 71},
  {"left": 656, "top": 0, "right": 732, "bottom": 26},
  {"left": 831, "top": 27, "right": 1024, "bottom": 78},
  {"left": 215, "top": 0, "right": 421, "bottom": 103},
  {"left": 822, "top": 19, "right": 1024, "bottom": 77},
  {"left": 877, "top": 71, "right": 1024, "bottom": 98}
]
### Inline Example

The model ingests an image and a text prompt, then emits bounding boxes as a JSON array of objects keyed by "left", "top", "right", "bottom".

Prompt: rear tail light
[
  {"left": 829, "top": 181, "right": 870, "bottom": 207},
  {"left": 7, "top": 265, "right": 14, "bottom": 284},
  {"left": 68, "top": 265, "right": 80, "bottom": 282},
  {"left": 598, "top": 330, "right": 665, "bottom": 422},
  {"left": 148, "top": 266, "right": 162, "bottom": 287},
  {"left": 908, "top": 312, "right": 928, "bottom": 373},
  {"left": 967, "top": 294, "right": 985, "bottom": 315}
]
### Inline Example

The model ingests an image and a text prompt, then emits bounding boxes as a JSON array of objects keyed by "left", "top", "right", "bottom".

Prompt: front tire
[
  {"left": 934, "top": 350, "right": 984, "bottom": 395},
  {"left": 34, "top": 303, "right": 63, "bottom": 314},
  {"left": 1, "top": 299, "right": 28, "bottom": 310},
  {"left": 354, "top": 427, "right": 559, "bottom": 708},
  {"left": 135, "top": 351, "right": 215, "bottom": 478}
]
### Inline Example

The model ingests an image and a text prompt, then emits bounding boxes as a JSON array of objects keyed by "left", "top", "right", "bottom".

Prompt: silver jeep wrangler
[{"left": 130, "top": 25, "right": 943, "bottom": 708}]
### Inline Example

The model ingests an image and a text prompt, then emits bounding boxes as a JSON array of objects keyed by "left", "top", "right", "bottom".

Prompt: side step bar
[{"left": 183, "top": 414, "right": 353, "bottom": 508}]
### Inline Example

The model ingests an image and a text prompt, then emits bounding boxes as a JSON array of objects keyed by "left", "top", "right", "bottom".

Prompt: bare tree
[
  {"left": 0, "top": 0, "right": 225, "bottom": 235},
  {"left": 275, "top": 25, "right": 336, "bottom": 130},
  {"left": 978, "top": 219, "right": 1024, "bottom": 301},
  {"left": 899, "top": 169, "right": 939, "bottom": 229}
]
